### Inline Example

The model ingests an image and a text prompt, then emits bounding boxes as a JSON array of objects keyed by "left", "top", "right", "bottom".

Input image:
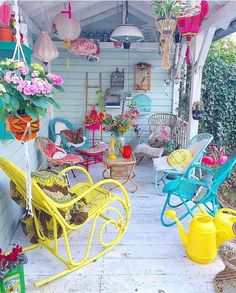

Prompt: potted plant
[
  {"left": 0, "top": 60, "right": 63, "bottom": 141},
  {"left": 192, "top": 101, "right": 204, "bottom": 120},
  {"left": 0, "top": 3, "right": 13, "bottom": 42},
  {"left": 0, "top": 245, "right": 27, "bottom": 292},
  {"left": 153, "top": 0, "right": 179, "bottom": 70}
]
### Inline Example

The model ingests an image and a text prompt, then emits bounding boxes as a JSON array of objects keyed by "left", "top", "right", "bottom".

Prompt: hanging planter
[
  {"left": 0, "top": 3, "right": 13, "bottom": 41},
  {"left": 192, "top": 101, "right": 204, "bottom": 120},
  {"left": 7, "top": 113, "right": 40, "bottom": 141},
  {"left": 156, "top": 17, "right": 177, "bottom": 70}
]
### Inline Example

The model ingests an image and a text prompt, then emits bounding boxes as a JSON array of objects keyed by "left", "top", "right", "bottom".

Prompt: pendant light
[{"left": 110, "top": 0, "right": 144, "bottom": 49}]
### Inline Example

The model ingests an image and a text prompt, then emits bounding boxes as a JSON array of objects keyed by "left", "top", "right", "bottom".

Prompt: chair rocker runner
[
  {"left": 161, "top": 156, "right": 236, "bottom": 227},
  {"left": 0, "top": 157, "right": 130, "bottom": 287}
]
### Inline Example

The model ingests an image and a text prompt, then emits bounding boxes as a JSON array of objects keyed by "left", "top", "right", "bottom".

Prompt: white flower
[{"left": 0, "top": 84, "right": 6, "bottom": 94}]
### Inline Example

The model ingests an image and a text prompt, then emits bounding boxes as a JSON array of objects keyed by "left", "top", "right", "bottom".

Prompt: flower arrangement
[
  {"left": 0, "top": 59, "right": 64, "bottom": 121},
  {"left": 0, "top": 245, "right": 27, "bottom": 278},
  {"left": 102, "top": 105, "right": 139, "bottom": 137}
]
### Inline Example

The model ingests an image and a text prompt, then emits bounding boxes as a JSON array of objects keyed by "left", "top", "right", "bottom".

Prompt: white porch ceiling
[{"left": 4, "top": 1, "right": 236, "bottom": 41}]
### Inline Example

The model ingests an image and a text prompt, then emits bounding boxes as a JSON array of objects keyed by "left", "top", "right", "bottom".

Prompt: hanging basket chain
[{"left": 11, "top": 0, "right": 33, "bottom": 214}]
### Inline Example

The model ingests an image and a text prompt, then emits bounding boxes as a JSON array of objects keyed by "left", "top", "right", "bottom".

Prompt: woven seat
[{"left": 0, "top": 157, "right": 130, "bottom": 287}]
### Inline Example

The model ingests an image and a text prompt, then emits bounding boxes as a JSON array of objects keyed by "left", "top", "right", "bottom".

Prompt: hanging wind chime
[{"left": 177, "top": 0, "right": 209, "bottom": 64}]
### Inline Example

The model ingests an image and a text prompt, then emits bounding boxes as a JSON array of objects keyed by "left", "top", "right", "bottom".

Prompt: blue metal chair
[
  {"left": 160, "top": 156, "right": 236, "bottom": 226},
  {"left": 49, "top": 117, "right": 89, "bottom": 152},
  {"left": 153, "top": 133, "right": 213, "bottom": 193}
]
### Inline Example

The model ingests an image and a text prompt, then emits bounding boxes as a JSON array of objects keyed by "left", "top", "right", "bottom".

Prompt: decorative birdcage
[{"left": 156, "top": 18, "right": 177, "bottom": 70}]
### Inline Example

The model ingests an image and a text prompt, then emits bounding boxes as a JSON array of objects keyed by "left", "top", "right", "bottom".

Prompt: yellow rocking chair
[{"left": 0, "top": 157, "right": 130, "bottom": 287}]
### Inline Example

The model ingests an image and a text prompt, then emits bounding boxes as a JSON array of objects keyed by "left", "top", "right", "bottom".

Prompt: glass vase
[{"left": 113, "top": 134, "right": 125, "bottom": 155}]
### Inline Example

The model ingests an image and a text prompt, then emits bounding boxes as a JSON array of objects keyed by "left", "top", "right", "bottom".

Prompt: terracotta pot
[
  {"left": 0, "top": 27, "right": 13, "bottom": 41},
  {"left": 7, "top": 114, "right": 40, "bottom": 141}
]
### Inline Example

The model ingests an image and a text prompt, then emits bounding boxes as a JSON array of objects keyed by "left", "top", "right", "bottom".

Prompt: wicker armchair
[
  {"left": 134, "top": 113, "right": 188, "bottom": 163},
  {"left": 35, "top": 137, "right": 83, "bottom": 177}
]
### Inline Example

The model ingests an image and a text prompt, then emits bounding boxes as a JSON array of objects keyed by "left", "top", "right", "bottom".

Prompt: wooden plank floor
[{"left": 10, "top": 160, "right": 224, "bottom": 293}]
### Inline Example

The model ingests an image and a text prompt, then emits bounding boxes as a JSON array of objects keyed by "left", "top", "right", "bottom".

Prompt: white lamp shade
[
  {"left": 110, "top": 24, "right": 144, "bottom": 43},
  {"left": 53, "top": 12, "right": 81, "bottom": 41},
  {"left": 33, "top": 31, "right": 59, "bottom": 63}
]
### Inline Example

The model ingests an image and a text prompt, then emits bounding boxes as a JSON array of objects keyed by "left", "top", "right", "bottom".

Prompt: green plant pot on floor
[{"left": 0, "top": 265, "right": 25, "bottom": 293}]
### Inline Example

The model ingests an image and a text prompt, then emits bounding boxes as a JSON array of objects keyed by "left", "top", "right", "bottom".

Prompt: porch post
[{"left": 188, "top": 27, "right": 216, "bottom": 139}]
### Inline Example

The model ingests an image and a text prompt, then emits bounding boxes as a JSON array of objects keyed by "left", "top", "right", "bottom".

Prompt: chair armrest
[
  {"left": 56, "top": 178, "right": 130, "bottom": 210},
  {"left": 181, "top": 177, "right": 210, "bottom": 187},
  {"left": 59, "top": 166, "right": 94, "bottom": 185},
  {"left": 184, "top": 164, "right": 216, "bottom": 177}
]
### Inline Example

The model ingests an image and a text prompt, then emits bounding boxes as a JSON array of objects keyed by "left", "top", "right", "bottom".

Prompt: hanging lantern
[
  {"left": 177, "top": 0, "right": 209, "bottom": 64},
  {"left": 33, "top": 31, "right": 59, "bottom": 65},
  {"left": 69, "top": 38, "right": 99, "bottom": 57},
  {"left": 52, "top": 2, "right": 81, "bottom": 48},
  {"left": 156, "top": 18, "right": 177, "bottom": 70}
]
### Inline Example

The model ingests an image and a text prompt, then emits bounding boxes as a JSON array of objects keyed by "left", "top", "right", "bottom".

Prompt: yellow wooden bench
[{"left": 0, "top": 157, "right": 130, "bottom": 287}]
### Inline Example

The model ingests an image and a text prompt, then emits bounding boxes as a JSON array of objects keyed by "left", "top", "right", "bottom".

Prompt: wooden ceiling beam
[{"left": 201, "top": 1, "right": 236, "bottom": 31}]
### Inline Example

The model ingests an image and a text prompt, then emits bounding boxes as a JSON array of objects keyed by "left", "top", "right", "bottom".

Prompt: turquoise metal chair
[
  {"left": 153, "top": 133, "right": 213, "bottom": 193},
  {"left": 160, "top": 156, "right": 236, "bottom": 226},
  {"left": 49, "top": 117, "right": 89, "bottom": 152}
]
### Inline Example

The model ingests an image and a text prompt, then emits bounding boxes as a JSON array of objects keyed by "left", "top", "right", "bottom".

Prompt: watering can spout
[{"left": 165, "top": 210, "right": 188, "bottom": 246}]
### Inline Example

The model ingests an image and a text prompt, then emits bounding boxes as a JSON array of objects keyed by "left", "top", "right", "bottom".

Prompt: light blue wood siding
[
  {"left": 0, "top": 114, "right": 49, "bottom": 250},
  {"left": 52, "top": 48, "right": 174, "bottom": 143}
]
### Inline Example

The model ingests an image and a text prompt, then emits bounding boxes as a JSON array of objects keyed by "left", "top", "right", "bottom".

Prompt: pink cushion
[
  {"left": 61, "top": 154, "right": 83, "bottom": 163},
  {"left": 45, "top": 142, "right": 57, "bottom": 158}
]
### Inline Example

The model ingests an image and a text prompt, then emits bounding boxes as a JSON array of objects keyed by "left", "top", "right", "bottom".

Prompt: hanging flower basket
[
  {"left": 192, "top": 109, "right": 204, "bottom": 120},
  {"left": 7, "top": 113, "right": 40, "bottom": 141}
]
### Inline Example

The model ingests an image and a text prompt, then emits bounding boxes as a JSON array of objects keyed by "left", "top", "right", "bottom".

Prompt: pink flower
[
  {"left": 47, "top": 73, "right": 63, "bottom": 86},
  {"left": 18, "top": 63, "right": 29, "bottom": 75},
  {"left": 11, "top": 74, "right": 22, "bottom": 84},
  {"left": 4, "top": 71, "right": 12, "bottom": 83}
]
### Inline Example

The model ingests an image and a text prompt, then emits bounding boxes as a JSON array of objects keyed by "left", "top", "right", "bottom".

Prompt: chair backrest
[
  {"left": 148, "top": 113, "right": 178, "bottom": 136},
  {"left": 187, "top": 133, "right": 213, "bottom": 165},
  {"left": 212, "top": 156, "right": 236, "bottom": 190},
  {"left": 49, "top": 118, "right": 75, "bottom": 144}
]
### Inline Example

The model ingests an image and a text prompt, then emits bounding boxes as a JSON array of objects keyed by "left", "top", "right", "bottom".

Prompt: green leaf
[
  {"left": 0, "top": 108, "right": 8, "bottom": 121},
  {"left": 53, "top": 85, "right": 64, "bottom": 92},
  {"left": 31, "top": 97, "right": 49, "bottom": 108},
  {"left": 45, "top": 97, "right": 60, "bottom": 109}
]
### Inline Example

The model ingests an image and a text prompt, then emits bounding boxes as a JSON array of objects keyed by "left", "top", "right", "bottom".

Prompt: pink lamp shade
[
  {"left": 52, "top": 8, "right": 81, "bottom": 48},
  {"left": 33, "top": 31, "right": 59, "bottom": 64},
  {"left": 69, "top": 38, "right": 99, "bottom": 56},
  {"left": 0, "top": 3, "right": 11, "bottom": 27}
]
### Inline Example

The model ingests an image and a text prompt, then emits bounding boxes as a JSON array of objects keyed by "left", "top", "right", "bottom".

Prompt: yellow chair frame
[{"left": 0, "top": 157, "right": 130, "bottom": 287}]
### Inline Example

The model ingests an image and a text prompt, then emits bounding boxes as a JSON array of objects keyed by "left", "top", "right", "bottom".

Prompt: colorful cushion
[
  {"left": 61, "top": 128, "right": 84, "bottom": 144},
  {"left": 32, "top": 170, "right": 88, "bottom": 227},
  {"left": 167, "top": 149, "right": 193, "bottom": 168},
  {"left": 44, "top": 142, "right": 57, "bottom": 158}
]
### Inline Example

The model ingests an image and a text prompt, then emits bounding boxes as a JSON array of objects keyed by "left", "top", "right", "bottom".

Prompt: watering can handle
[
  {"left": 216, "top": 229, "right": 230, "bottom": 248},
  {"left": 217, "top": 208, "right": 236, "bottom": 217}
]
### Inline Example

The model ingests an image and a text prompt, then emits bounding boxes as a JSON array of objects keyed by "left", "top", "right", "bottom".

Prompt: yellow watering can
[
  {"left": 198, "top": 206, "right": 236, "bottom": 245},
  {"left": 166, "top": 210, "right": 228, "bottom": 264}
]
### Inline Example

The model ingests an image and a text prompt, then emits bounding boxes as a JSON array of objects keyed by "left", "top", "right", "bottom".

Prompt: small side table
[{"left": 102, "top": 151, "right": 138, "bottom": 192}]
